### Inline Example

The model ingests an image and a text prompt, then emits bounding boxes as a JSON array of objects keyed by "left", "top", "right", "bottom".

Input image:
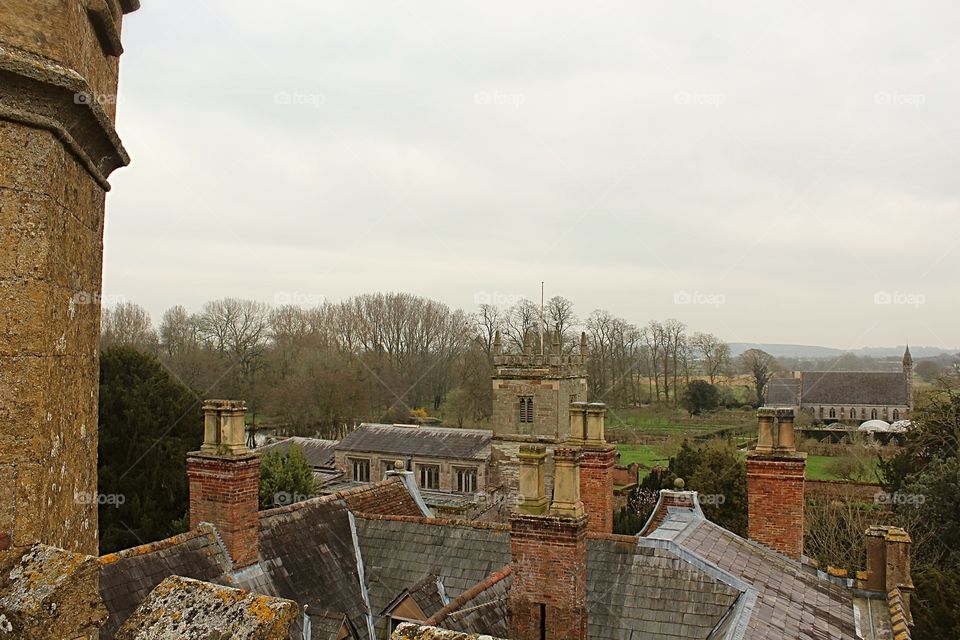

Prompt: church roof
[
  {"left": 766, "top": 377, "right": 801, "bottom": 406},
  {"left": 800, "top": 371, "right": 908, "bottom": 406}
]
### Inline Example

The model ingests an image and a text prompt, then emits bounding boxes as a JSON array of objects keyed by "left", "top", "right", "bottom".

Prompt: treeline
[{"left": 100, "top": 291, "right": 851, "bottom": 433}]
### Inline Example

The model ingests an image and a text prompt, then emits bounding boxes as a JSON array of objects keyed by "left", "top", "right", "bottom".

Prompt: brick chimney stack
[
  {"left": 865, "top": 526, "right": 914, "bottom": 625},
  {"left": 187, "top": 400, "right": 260, "bottom": 568},
  {"left": 746, "top": 408, "right": 806, "bottom": 560},
  {"left": 570, "top": 403, "right": 616, "bottom": 533},
  {"left": 509, "top": 447, "right": 589, "bottom": 640}
]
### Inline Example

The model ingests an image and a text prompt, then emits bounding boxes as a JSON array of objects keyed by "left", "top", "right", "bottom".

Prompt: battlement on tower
[{"left": 492, "top": 352, "right": 589, "bottom": 379}]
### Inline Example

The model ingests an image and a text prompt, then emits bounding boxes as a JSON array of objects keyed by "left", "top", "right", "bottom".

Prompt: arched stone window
[
  {"left": 829, "top": 407, "right": 836, "bottom": 419},
  {"left": 819, "top": 407, "right": 824, "bottom": 419},
  {"left": 893, "top": 409, "right": 900, "bottom": 420},
  {"left": 871, "top": 408, "right": 878, "bottom": 420}
]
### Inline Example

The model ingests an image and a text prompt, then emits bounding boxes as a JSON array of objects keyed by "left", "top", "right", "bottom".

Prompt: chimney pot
[
  {"left": 756, "top": 408, "right": 776, "bottom": 452},
  {"left": 550, "top": 448, "right": 585, "bottom": 519},
  {"left": 201, "top": 399, "right": 249, "bottom": 455},
  {"left": 584, "top": 403, "right": 607, "bottom": 446},
  {"left": 567, "top": 402, "right": 587, "bottom": 444},
  {"left": 775, "top": 408, "right": 796, "bottom": 451},
  {"left": 516, "top": 445, "right": 549, "bottom": 515}
]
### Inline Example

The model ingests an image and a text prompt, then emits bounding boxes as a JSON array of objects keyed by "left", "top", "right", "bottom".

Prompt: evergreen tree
[
  {"left": 98, "top": 346, "right": 202, "bottom": 554},
  {"left": 259, "top": 445, "right": 318, "bottom": 509}
]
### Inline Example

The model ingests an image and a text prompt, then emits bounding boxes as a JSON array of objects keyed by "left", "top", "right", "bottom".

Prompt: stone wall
[{"left": 0, "top": 0, "right": 136, "bottom": 556}]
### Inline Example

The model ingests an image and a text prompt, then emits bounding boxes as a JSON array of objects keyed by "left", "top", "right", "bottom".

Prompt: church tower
[
  {"left": 491, "top": 330, "right": 589, "bottom": 441},
  {"left": 902, "top": 345, "right": 914, "bottom": 411}
]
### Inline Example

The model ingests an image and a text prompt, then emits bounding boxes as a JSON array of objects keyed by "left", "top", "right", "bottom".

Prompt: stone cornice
[{"left": 0, "top": 44, "right": 130, "bottom": 191}]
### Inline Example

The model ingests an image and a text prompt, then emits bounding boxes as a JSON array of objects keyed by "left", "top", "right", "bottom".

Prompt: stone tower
[
  {"left": 491, "top": 330, "right": 589, "bottom": 441},
  {"left": 0, "top": 0, "right": 140, "bottom": 556},
  {"left": 902, "top": 345, "right": 913, "bottom": 411}
]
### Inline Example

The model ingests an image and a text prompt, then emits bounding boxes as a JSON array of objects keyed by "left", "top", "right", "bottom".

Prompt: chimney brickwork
[
  {"left": 747, "top": 408, "right": 807, "bottom": 560},
  {"left": 187, "top": 400, "right": 260, "bottom": 568},
  {"left": 509, "top": 446, "right": 589, "bottom": 640},
  {"left": 571, "top": 403, "right": 616, "bottom": 534}
]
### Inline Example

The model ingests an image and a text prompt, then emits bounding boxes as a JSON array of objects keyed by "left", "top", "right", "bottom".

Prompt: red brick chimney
[
  {"left": 509, "top": 446, "right": 588, "bottom": 640},
  {"left": 570, "top": 403, "right": 616, "bottom": 533},
  {"left": 746, "top": 407, "right": 806, "bottom": 560},
  {"left": 187, "top": 400, "right": 260, "bottom": 568}
]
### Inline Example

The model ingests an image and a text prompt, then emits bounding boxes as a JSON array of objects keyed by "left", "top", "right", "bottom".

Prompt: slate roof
[
  {"left": 426, "top": 567, "right": 512, "bottom": 638},
  {"left": 644, "top": 500, "right": 893, "bottom": 640},
  {"left": 98, "top": 524, "right": 232, "bottom": 639},
  {"left": 586, "top": 535, "right": 743, "bottom": 640},
  {"left": 338, "top": 423, "right": 492, "bottom": 460},
  {"left": 248, "top": 497, "right": 370, "bottom": 640},
  {"left": 99, "top": 476, "right": 430, "bottom": 640},
  {"left": 353, "top": 515, "right": 512, "bottom": 639},
  {"left": 766, "top": 377, "right": 801, "bottom": 406},
  {"left": 258, "top": 436, "right": 338, "bottom": 467},
  {"left": 800, "top": 371, "right": 908, "bottom": 406}
]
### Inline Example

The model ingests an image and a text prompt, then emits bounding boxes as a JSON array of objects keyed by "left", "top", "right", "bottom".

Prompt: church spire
[{"left": 902, "top": 344, "right": 913, "bottom": 367}]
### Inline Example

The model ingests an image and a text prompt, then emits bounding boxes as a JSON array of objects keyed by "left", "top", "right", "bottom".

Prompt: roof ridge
[
  {"left": 353, "top": 513, "right": 510, "bottom": 531},
  {"left": 424, "top": 566, "right": 512, "bottom": 626},
  {"left": 98, "top": 523, "right": 219, "bottom": 566}
]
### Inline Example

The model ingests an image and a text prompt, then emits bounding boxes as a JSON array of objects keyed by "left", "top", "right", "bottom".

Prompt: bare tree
[
  {"left": 546, "top": 295, "right": 578, "bottom": 351},
  {"left": 740, "top": 348, "right": 778, "bottom": 406},
  {"left": 691, "top": 332, "right": 731, "bottom": 384},
  {"left": 101, "top": 301, "right": 157, "bottom": 351},
  {"left": 474, "top": 304, "right": 502, "bottom": 358},
  {"left": 503, "top": 299, "right": 540, "bottom": 353}
]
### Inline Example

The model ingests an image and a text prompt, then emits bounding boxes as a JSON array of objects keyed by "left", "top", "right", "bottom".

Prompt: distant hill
[{"left": 728, "top": 343, "right": 958, "bottom": 359}]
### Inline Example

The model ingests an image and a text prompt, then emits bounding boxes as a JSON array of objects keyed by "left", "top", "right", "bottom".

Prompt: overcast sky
[{"left": 105, "top": 1, "right": 960, "bottom": 350}]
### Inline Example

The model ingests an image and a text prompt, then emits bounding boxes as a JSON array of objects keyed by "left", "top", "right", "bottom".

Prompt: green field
[
  {"left": 615, "top": 444, "right": 670, "bottom": 469},
  {"left": 805, "top": 454, "right": 881, "bottom": 482}
]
